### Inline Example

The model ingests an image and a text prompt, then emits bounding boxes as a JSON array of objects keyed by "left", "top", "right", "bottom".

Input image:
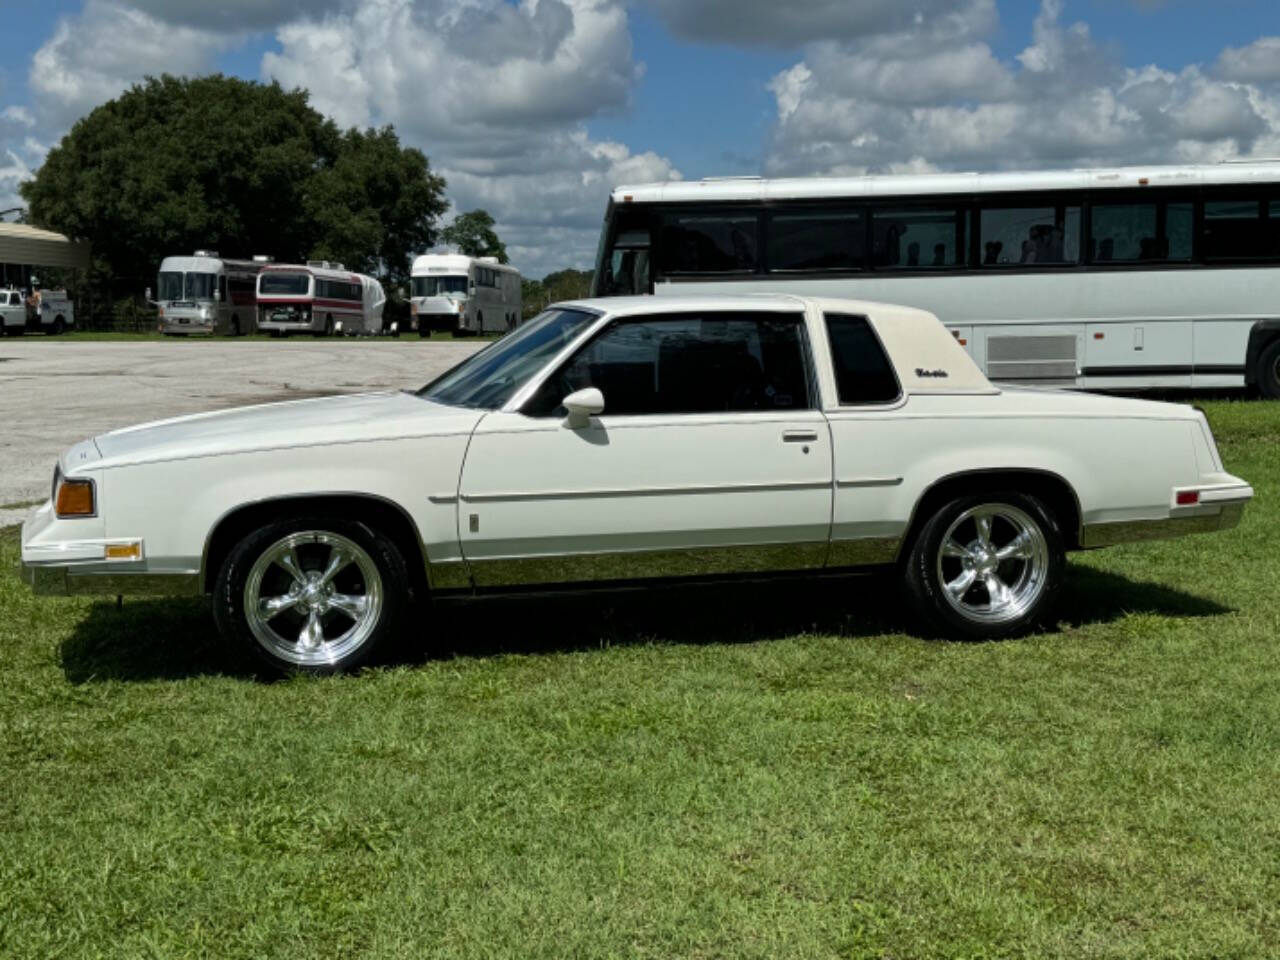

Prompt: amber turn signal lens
[
  {"left": 105, "top": 542, "right": 141, "bottom": 560},
  {"left": 55, "top": 479, "right": 95, "bottom": 517}
]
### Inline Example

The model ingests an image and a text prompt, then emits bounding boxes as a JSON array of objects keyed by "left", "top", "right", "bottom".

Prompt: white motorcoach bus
[
  {"left": 592, "top": 161, "right": 1280, "bottom": 395},
  {"left": 157, "top": 252, "right": 268, "bottom": 336},
  {"left": 410, "top": 253, "right": 522, "bottom": 336},
  {"left": 256, "top": 261, "right": 386, "bottom": 337}
]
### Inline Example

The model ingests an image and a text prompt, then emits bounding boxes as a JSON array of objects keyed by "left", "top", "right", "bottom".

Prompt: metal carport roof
[{"left": 0, "top": 222, "right": 90, "bottom": 270}]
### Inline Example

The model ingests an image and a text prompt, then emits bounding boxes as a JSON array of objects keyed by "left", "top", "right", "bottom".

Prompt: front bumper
[
  {"left": 161, "top": 316, "right": 214, "bottom": 334},
  {"left": 21, "top": 561, "right": 201, "bottom": 596},
  {"left": 21, "top": 505, "right": 202, "bottom": 597}
]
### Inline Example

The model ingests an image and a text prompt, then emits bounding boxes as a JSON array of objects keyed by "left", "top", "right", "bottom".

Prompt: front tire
[
  {"left": 1256, "top": 339, "right": 1280, "bottom": 399},
  {"left": 213, "top": 516, "right": 408, "bottom": 675},
  {"left": 903, "top": 492, "right": 1064, "bottom": 639}
]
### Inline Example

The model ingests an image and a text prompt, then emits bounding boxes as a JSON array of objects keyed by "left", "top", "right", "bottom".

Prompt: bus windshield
[
  {"left": 412, "top": 275, "right": 468, "bottom": 297},
  {"left": 418, "top": 308, "right": 597, "bottom": 409},
  {"left": 185, "top": 273, "right": 217, "bottom": 300},
  {"left": 157, "top": 272, "right": 184, "bottom": 301},
  {"left": 260, "top": 272, "right": 311, "bottom": 295}
]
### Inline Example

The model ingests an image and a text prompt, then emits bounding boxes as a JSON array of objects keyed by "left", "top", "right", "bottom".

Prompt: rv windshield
[
  {"left": 260, "top": 272, "right": 311, "bottom": 295},
  {"left": 185, "top": 272, "right": 217, "bottom": 300},
  {"left": 157, "top": 272, "right": 184, "bottom": 301},
  {"left": 412, "top": 275, "right": 468, "bottom": 297},
  {"left": 418, "top": 308, "right": 597, "bottom": 409}
]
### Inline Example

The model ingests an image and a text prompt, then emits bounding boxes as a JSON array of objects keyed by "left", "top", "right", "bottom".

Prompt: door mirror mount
[{"left": 562, "top": 387, "right": 604, "bottom": 429}]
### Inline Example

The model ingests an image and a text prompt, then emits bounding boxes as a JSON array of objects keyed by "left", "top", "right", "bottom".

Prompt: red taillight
[{"left": 1176, "top": 491, "right": 1200, "bottom": 506}]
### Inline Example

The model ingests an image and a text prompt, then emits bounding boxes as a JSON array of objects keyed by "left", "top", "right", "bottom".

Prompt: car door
[{"left": 456, "top": 309, "right": 833, "bottom": 587}]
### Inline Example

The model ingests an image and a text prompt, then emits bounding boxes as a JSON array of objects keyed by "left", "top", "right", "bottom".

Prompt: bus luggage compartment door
[{"left": 1082, "top": 321, "right": 1193, "bottom": 387}]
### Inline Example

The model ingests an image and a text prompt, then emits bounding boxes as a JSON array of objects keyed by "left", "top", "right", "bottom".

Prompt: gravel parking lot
[{"left": 0, "top": 339, "right": 484, "bottom": 526}]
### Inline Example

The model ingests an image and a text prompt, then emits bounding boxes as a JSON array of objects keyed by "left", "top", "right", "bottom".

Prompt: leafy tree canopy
[
  {"left": 440, "top": 209, "right": 508, "bottom": 263},
  {"left": 21, "top": 74, "right": 447, "bottom": 286},
  {"left": 521, "top": 268, "right": 593, "bottom": 316}
]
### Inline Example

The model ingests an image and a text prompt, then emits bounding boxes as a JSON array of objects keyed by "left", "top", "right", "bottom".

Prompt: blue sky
[{"left": 2, "top": 1, "right": 1279, "bottom": 276}]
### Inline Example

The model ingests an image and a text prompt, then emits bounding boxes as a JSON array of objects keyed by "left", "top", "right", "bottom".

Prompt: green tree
[
  {"left": 21, "top": 74, "right": 447, "bottom": 291},
  {"left": 304, "top": 126, "right": 447, "bottom": 283},
  {"left": 441, "top": 209, "right": 508, "bottom": 263},
  {"left": 541, "top": 268, "right": 593, "bottom": 302}
]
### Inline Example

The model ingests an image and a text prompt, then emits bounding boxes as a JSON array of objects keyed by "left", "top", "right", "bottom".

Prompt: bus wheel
[
  {"left": 231, "top": 316, "right": 241, "bottom": 337},
  {"left": 417, "top": 325, "right": 430, "bottom": 338},
  {"left": 1258, "top": 340, "right": 1280, "bottom": 399},
  {"left": 50, "top": 317, "right": 66, "bottom": 336}
]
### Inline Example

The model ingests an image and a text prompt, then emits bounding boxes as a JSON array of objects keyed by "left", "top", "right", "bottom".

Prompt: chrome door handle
[{"left": 782, "top": 430, "right": 819, "bottom": 443}]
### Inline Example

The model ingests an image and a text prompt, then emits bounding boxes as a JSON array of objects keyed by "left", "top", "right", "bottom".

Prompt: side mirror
[{"left": 562, "top": 387, "right": 604, "bottom": 429}]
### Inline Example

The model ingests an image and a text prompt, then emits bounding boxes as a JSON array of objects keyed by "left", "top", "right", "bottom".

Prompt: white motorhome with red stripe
[{"left": 256, "top": 261, "right": 386, "bottom": 337}]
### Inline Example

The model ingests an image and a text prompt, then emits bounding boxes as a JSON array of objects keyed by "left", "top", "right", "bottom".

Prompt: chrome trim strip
[
  {"left": 835, "top": 477, "right": 903, "bottom": 489},
  {"left": 461, "top": 479, "right": 832, "bottom": 503},
  {"left": 427, "top": 493, "right": 459, "bottom": 504},
  {"left": 428, "top": 558, "right": 472, "bottom": 591},
  {"left": 825, "top": 536, "right": 902, "bottom": 568},
  {"left": 23, "top": 563, "right": 202, "bottom": 597},
  {"left": 467, "top": 540, "right": 830, "bottom": 587},
  {"left": 1080, "top": 504, "right": 1244, "bottom": 548}
]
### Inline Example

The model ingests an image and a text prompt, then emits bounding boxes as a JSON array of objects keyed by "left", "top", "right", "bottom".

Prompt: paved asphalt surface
[{"left": 0, "top": 338, "right": 484, "bottom": 527}]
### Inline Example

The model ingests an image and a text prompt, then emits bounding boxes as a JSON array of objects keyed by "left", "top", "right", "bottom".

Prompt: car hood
[{"left": 89, "top": 391, "right": 484, "bottom": 470}]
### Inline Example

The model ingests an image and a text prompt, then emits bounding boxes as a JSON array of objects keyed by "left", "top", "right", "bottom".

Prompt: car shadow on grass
[{"left": 59, "top": 563, "right": 1232, "bottom": 683}]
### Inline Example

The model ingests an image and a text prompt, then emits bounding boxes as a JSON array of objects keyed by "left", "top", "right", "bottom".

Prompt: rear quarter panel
[{"left": 827, "top": 394, "right": 1202, "bottom": 551}]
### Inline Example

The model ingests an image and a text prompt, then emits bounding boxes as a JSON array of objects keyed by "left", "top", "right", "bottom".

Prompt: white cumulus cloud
[
  {"left": 260, "top": 0, "right": 680, "bottom": 276},
  {"left": 765, "top": 0, "right": 1280, "bottom": 177}
]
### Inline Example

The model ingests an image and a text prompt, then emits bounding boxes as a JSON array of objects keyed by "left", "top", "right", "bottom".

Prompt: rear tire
[
  {"left": 231, "top": 316, "right": 241, "bottom": 337},
  {"left": 903, "top": 491, "right": 1064, "bottom": 640},
  {"left": 50, "top": 317, "right": 65, "bottom": 336},
  {"left": 1256, "top": 339, "right": 1280, "bottom": 399},
  {"left": 213, "top": 515, "right": 409, "bottom": 675}
]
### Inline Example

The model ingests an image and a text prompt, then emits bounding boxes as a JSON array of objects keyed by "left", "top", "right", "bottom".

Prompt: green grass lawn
[{"left": 2, "top": 399, "right": 1278, "bottom": 958}]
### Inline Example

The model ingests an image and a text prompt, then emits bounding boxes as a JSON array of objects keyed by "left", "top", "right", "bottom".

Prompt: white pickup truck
[{"left": 0, "top": 287, "right": 75, "bottom": 335}]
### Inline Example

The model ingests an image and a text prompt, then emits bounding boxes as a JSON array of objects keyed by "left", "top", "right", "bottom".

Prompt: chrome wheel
[
  {"left": 935, "top": 503, "right": 1049, "bottom": 625},
  {"left": 243, "top": 531, "right": 383, "bottom": 668}
]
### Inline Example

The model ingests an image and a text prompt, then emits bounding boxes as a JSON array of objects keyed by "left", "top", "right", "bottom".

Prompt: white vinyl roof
[
  {"left": 0, "top": 222, "right": 91, "bottom": 270},
  {"left": 562, "top": 294, "right": 994, "bottom": 395},
  {"left": 612, "top": 160, "right": 1280, "bottom": 205}
]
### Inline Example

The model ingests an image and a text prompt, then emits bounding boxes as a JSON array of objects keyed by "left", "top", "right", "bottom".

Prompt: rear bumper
[{"left": 1080, "top": 481, "right": 1252, "bottom": 548}]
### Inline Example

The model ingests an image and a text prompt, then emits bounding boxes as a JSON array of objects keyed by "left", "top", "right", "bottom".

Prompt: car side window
[
  {"left": 824, "top": 313, "right": 901, "bottom": 405},
  {"left": 525, "top": 312, "right": 813, "bottom": 417}
]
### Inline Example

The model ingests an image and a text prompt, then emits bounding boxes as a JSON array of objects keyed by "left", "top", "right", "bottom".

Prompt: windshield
[
  {"left": 260, "top": 272, "right": 311, "bottom": 296},
  {"left": 157, "top": 271, "right": 184, "bottom": 301},
  {"left": 412, "top": 275, "right": 468, "bottom": 297},
  {"left": 184, "top": 272, "right": 217, "bottom": 300},
  {"left": 419, "top": 308, "right": 598, "bottom": 410}
]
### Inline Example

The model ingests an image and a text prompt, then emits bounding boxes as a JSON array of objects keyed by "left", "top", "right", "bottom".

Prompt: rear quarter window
[{"left": 824, "top": 313, "right": 901, "bottom": 405}]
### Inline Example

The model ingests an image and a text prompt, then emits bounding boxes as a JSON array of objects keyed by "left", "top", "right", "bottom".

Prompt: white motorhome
[
  {"left": 157, "top": 252, "right": 269, "bottom": 336},
  {"left": 593, "top": 160, "right": 1280, "bottom": 395},
  {"left": 0, "top": 286, "right": 74, "bottom": 335},
  {"left": 410, "top": 253, "right": 521, "bottom": 336},
  {"left": 256, "top": 261, "right": 386, "bottom": 337}
]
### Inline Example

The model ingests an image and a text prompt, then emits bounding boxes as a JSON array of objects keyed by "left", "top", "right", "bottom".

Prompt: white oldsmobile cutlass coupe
[{"left": 22, "top": 295, "right": 1252, "bottom": 673}]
